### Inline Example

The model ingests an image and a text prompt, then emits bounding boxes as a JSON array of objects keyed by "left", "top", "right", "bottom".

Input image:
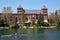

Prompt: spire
[
  {"left": 18, "top": 5, "right": 23, "bottom": 8},
  {"left": 41, "top": 5, "right": 47, "bottom": 10},
  {"left": 55, "top": 10, "right": 57, "bottom": 15}
]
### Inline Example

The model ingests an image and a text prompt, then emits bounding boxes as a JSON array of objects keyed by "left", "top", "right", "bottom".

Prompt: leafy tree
[
  {"left": 0, "top": 18, "right": 9, "bottom": 27},
  {"left": 12, "top": 24, "right": 19, "bottom": 29},
  {"left": 37, "top": 13, "right": 44, "bottom": 26},
  {"left": 0, "top": 19, "right": 4, "bottom": 26}
]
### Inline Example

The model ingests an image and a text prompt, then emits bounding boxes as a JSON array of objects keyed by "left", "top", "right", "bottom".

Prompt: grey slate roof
[
  {"left": 25, "top": 9, "right": 40, "bottom": 14},
  {"left": 0, "top": 9, "right": 41, "bottom": 14}
]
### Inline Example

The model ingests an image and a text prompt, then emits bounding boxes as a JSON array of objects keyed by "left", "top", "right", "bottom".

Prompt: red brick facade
[{"left": 0, "top": 5, "right": 48, "bottom": 25}]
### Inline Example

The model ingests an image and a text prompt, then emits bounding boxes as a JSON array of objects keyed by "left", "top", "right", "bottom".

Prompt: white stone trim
[{"left": 44, "top": 20, "right": 48, "bottom": 22}]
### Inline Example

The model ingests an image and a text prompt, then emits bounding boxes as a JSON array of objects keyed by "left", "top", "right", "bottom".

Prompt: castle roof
[
  {"left": 41, "top": 5, "right": 47, "bottom": 9},
  {"left": 0, "top": 9, "right": 41, "bottom": 14},
  {"left": 25, "top": 9, "right": 40, "bottom": 14},
  {"left": 18, "top": 5, "right": 23, "bottom": 8}
]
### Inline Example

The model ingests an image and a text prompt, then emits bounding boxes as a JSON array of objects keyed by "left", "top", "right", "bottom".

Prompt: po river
[{"left": 0, "top": 28, "right": 60, "bottom": 40}]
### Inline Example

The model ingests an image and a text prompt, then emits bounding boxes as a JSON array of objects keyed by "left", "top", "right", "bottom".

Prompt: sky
[{"left": 0, "top": 0, "right": 60, "bottom": 13}]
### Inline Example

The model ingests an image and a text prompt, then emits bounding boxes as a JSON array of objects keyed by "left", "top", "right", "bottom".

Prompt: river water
[{"left": 0, "top": 28, "right": 60, "bottom": 40}]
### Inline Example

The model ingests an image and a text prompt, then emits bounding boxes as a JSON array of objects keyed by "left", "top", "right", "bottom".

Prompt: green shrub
[
  {"left": 51, "top": 23, "right": 58, "bottom": 26},
  {"left": 42, "top": 22, "right": 49, "bottom": 26},
  {"left": 11, "top": 24, "right": 19, "bottom": 30},
  {"left": 24, "top": 23, "right": 31, "bottom": 26}
]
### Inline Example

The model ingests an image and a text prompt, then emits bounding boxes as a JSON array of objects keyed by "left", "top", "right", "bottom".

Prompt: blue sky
[{"left": 0, "top": 0, "right": 60, "bottom": 13}]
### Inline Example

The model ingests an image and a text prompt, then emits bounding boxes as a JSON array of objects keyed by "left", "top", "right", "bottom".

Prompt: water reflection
[{"left": 0, "top": 28, "right": 60, "bottom": 40}]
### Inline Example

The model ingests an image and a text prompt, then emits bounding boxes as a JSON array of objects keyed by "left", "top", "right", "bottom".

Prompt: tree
[
  {"left": 2, "top": 6, "right": 13, "bottom": 26},
  {"left": 58, "top": 18, "right": 60, "bottom": 28},
  {"left": 57, "top": 9, "right": 60, "bottom": 17},
  {"left": 2, "top": 7, "right": 12, "bottom": 13},
  {"left": 37, "top": 13, "right": 44, "bottom": 26},
  {"left": 48, "top": 13, "right": 57, "bottom": 24},
  {"left": 55, "top": 10, "right": 59, "bottom": 23},
  {"left": 18, "top": 12, "right": 27, "bottom": 26},
  {"left": 0, "top": 19, "right": 4, "bottom": 27},
  {"left": 22, "top": 13, "right": 27, "bottom": 23},
  {"left": 48, "top": 11, "right": 59, "bottom": 26},
  {"left": 0, "top": 18, "right": 9, "bottom": 27}
]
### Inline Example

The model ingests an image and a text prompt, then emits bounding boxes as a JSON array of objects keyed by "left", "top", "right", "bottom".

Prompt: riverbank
[
  {"left": 22, "top": 26, "right": 56, "bottom": 28},
  {"left": 0, "top": 26, "right": 56, "bottom": 29},
  {"left": 0, "top": 26, "right": 56, "bottom": 30}
]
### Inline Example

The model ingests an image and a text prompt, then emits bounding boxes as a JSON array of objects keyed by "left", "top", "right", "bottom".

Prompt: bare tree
[
  {"left": 2, "top": 7, "right": 12, "bottom": 13},
  {"left": 2, "top": 6, "right": 13, "bottom": 26}
]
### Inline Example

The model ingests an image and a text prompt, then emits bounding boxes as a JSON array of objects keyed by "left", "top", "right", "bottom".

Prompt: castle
[{"left": 0, "top": 5, "right": 48, "bottom": 26}]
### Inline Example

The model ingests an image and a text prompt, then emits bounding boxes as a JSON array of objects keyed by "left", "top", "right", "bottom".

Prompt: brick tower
[
  {"left": 41, "top": 5, "right": 48, "bottom": 22},
  {"left": 17, "top": 5, "right": 25, "bottom": 26},
  {"left": 17, "top": 5, "right": 25, "bottom": 14}
]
